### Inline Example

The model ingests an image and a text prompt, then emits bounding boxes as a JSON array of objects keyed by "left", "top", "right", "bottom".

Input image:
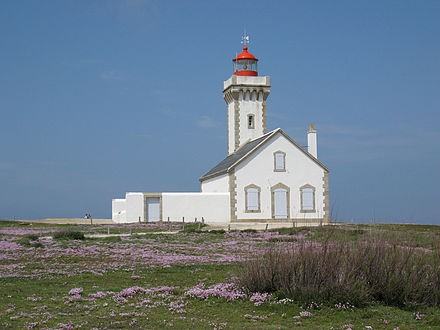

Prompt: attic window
[
  {"left": 274, "top": 151, "right": 286, "bottom": 172},
  {"left": 248, "top": 114, "right": 255, "bottom": 129}
]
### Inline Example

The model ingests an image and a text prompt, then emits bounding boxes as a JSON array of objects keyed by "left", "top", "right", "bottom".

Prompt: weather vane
[{"left": 241, "top": 31, "right": 250, "bottom": 46}]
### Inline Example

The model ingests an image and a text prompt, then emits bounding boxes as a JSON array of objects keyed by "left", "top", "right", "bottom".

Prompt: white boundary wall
[
  {"left": 112, "top": 199, "right": 126, "bottom": 222},
  {"left": 112, "top": 192, "right": 230, "bottom": 223},
  {"left": 121, "top": 192, "right": 144, "bottom": 223},
  {"left": 162, "top": 192, "right": 229, "bottom": 223}
]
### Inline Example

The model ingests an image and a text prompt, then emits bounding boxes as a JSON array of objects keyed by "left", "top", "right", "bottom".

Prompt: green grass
[
  {"left": 1, "top": 222, "right": 440, "bottom": 328},
  {"left": 2, "top": 264, "right": 439, "bottom": 329}
]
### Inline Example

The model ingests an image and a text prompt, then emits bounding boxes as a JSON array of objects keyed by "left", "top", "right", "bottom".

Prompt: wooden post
[
  {"left": 202, "top": 217, "right": 204, "bottom": 224},
  {"left": 265, "top": 224, "right": 268, "bottom": 232},
  {"left": 198, "top": 222, "right": 201, "bottom": 231},
  {"left": 194, "top": 217, "right": 197, "bottom": 223},
  {"left": 107, "top": 227, "right": 110, "bottom": 235},
  {"left": 168, "top": 217, "right": 170, "bottom": 222},
  {"left": 182, "top": 217, "right": 185, "bottom": 223}
]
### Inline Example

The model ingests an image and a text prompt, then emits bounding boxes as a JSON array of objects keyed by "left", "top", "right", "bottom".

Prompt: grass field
[{"left": 1, "top": 220, "right": 440, "bottom": 329}]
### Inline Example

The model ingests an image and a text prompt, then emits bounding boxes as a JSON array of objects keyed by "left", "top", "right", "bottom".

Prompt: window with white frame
[
  {"left": 245, "top": 185, "right": 260, "bottom": 212},
  {"left": 301, "top": 185, "right": 315, "bottom": 212},
  {"left": 274, "top": 151, "right": 286, "bottom": 171}
]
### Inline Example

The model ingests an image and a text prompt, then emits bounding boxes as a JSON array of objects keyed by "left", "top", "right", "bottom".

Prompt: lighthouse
[
  {"left": 113, "top": 38, "right": 330, "bottom": 226},
  {"left": 223, "top": 45, "right": 271, "bottom": 155}
]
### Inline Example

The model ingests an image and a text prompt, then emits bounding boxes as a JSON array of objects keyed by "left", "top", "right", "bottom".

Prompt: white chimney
[{"left": 307, "top": 123, "right": 317, "bottom": 158}]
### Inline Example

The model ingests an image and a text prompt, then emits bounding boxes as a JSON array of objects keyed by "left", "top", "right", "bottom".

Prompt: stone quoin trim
[
  {"left": 299, "top": 184, "right": 316, "bottom": 213},
  {"left": 143, "top": 193, "right": 163, "bottom": 222},
  {"left": 273, "top": 150, "right": 286, "bottom": 172},
  {"left": 244, "top": 184, "right": 261, "bottom": 213},
  {"left": 323, "top": 171, "right": 330, "bottom": 223},
  {"left": 233, "top": 94, "right": 240, "bottom": 152},
  {"left": 262, "top": 90, "right": 269, "bottom": 134},
  {"left": 229, "top": 171, "right": 237, "bottom": 221},
  {"left": 270, "top": 182, "right": 290, "bottom": 220}
]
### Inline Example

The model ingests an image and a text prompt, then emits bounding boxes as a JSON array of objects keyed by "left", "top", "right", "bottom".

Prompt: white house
[{"left": 112, "top": 45, "right": 330, "bottom": 224}]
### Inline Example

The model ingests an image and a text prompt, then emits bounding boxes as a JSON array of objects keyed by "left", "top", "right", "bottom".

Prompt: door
[
  {"left": 273, "top": 188, "right": 288, "bottom": 219},
  {"left": 146, "top": 197, "right": 160, "bottom": 221}
]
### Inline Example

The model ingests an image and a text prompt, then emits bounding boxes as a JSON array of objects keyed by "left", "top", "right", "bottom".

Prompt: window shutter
[
  {"left": 302, "top": 188, "right": 314, "bottom": 210},
  {"left": 247, "top": 188, "right": 259, "bottom": 211},
  {"left": 275, "top": 153, "right": 285, "bottom": 170}
]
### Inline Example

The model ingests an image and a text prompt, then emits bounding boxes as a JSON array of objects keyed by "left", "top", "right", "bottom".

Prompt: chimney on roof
[{"left": 307, "top": 123, "right": 317, "bottom": 158}]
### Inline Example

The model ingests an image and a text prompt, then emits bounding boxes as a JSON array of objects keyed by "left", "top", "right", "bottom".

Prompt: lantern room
[{"left": 233, "top": 46, "right": 258, "bottom": 76}]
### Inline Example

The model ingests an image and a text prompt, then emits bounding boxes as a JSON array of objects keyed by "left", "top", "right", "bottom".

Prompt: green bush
[
  {"left": 181, "top": 223, "right": 206, "bottom": 233},
  {"left": 24, "top": 234, "right": 39, "bottom": 240},
  {"left": 18, "top": 236, "right": 44, "bottom": 248},
  {"left": 207, "top": 229, "right": 226, "bottom": 234},
  {"left": 53, "top": 229, "right": 85, "bottom": 240}
]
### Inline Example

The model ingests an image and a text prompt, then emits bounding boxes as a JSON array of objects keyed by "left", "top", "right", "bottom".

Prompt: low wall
[
  {"left": 162, "top": 192, "right": 230, "bottom": 223},
  {"left": 112, "top": 199, "right": 126, "bottom": 222}
]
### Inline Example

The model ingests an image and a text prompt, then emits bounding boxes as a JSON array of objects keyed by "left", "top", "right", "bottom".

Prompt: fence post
[
  {"left": 202, "top": 217, "right": 204, "bottom": 224},
  {"left": 168, "top": 217, "right": 170, "bottom": 222},
  {"left": 107, "top": 227, "right": 110, "bottom": 235},
  {"left": 182, "top": 217, "right": 185, "bottom": 223},
  {"left": 198, "top": 222, "right": 201, "bottom": 231},
  {"left": 265, "top": 224, "right": 268, "bottom": 232}
]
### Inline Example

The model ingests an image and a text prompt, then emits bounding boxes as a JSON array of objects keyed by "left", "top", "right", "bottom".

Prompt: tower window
[{"left": 248, "top": 114, "right": 255, "bottom": 129}]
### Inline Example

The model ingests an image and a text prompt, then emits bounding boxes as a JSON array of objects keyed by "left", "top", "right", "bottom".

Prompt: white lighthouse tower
[{"left": 223, "top": 45, "right": 271, "bottom": 154}]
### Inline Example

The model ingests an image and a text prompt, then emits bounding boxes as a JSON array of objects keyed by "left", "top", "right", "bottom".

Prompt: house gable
[{"left": 200, "top": 128, "right": 329, "bottom": 182}]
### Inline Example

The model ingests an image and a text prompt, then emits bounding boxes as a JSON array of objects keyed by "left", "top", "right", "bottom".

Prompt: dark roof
[{"left": 200, "top": 132, "right": 274, "bottom": 181}]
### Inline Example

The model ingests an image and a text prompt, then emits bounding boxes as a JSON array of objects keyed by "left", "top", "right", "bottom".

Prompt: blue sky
[{"left": 1, "top": 0, "right": 439, "bottom": 223}]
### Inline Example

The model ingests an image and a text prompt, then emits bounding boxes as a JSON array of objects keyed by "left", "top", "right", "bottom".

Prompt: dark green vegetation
[
  {"left": 1, "top": 220, "right": 440, "bottom": 328},
  {"left": 52, "top": 229, "right": 85, "bottom": 240}
]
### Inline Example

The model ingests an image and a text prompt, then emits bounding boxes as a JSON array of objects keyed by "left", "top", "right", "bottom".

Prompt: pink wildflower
[
  {"left": 249, "top": 292, "right": 270, "bottom": 306},
  {"left": 68, "top": 288, "right": 83, "bottom": 295}
]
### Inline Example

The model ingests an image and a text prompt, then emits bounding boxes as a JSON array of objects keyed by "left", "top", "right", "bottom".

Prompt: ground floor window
[
  {"left": 300, "top": 184, "right": 315, "bottom": 212},
  {"left": 245, "top": 184, "right": 260, "bottom": 212}
]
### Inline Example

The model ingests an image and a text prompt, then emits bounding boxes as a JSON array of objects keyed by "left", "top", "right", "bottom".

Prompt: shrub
[
  {"left": 53, "top": 229, "right": 85, "bottom": 240},
  {"left": 18, "top": 236, "right": 44, "bottom": 248},
  {"left": 207, "top": 229, "right": 226, "bottom": 234},
  {"left": 25, "top": 234, "right": 40, "bottom": 240},
  {"left": 237, "top": 235, "right": 440, "bottom": 308},
  {"left": 181, "top": 223, "right": 206, "bottom": 233}
]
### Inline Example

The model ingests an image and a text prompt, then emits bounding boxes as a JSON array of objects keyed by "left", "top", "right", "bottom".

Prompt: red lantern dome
[{"left": 233, "top": 46, "right": 258, "bottom": 76}]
